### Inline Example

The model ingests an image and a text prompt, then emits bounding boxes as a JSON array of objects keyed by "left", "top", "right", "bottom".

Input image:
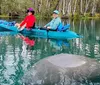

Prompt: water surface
[{"left": 0, "top": 19, "right": 100, "bottom": 85}]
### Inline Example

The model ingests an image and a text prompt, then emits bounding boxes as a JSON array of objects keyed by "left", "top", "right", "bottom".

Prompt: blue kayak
[{"left": 0, "top": 23, "right": 82, "bottom": 39}]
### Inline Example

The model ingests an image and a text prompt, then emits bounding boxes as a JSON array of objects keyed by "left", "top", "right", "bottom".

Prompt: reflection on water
[
  {"left": 0, "top": 19, "right": 100, "bottom": 85},
  {"left": 18, "top": 34, "right": 35, "bottom": 46}
]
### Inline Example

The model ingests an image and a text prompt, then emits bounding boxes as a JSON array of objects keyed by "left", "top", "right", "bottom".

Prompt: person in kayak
[
  {"left": 15, "top": 8, "right": 36, "bottom": 30},
  {"left": 42, "top": 10, "right": 61, "bottom": 31}
]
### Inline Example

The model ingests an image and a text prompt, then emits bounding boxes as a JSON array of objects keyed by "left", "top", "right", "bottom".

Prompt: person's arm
[
  {"left": 45, "top": 22, "right": 50, "bottom": 27},
  {"left": 50, "top": 18, "right": 61, "bottom": 30},
  {"left": 44, "top": 19, "right": 53, "bottom": 27},
  {"left": 20, "top": 16, "right": 28, "bottom": 27}
]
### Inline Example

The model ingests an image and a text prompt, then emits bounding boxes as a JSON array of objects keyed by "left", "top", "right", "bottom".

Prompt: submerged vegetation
[{"left": 0, "top": 0, "right": 100, "bottom": 19}]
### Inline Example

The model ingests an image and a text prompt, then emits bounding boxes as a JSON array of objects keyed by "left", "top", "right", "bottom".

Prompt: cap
[
  {"left": 28, "top": 8, "right": 34, "bottom": 11},
  {"left": 53, "top": 10, "right": 59, "bottom": 14},
  {"left": 27, "top": 8, "right": 35, "bottom": 14}
]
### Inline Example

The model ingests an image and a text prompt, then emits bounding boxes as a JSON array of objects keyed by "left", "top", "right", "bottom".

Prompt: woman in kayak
[
  {"left": 43, "top": 10, "right": 61, "bottom": 31},
  {"left": 15, "top": 8, "right": 36, "bottom": 30}
]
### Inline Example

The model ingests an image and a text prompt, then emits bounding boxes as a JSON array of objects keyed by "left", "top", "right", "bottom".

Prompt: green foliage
[
  {"left": 0, "top": 0, "right": 100, "bottom": 19},
  {"left": 0, "top": 0, "right": 33, "bottom": 15},
  {"left": 73, "top": 13, "right": 80, "bottom": 19},
  {"left": 0, "top": 15, "right": 9, "bottom": 17},
  {"left": 84, "top": 13, "right": 90, "bottom": 17},
  {"left": 95, "top": 13, "right": 100, "bottom": 18}
]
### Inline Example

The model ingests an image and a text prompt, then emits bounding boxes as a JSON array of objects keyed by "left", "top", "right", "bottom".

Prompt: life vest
[{"left": 57, "top": 23, "right": 70, "bottom": 31}]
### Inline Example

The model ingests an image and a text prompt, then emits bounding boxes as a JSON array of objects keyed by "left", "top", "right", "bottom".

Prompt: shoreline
[{"left": 0, "top": 14, "right": 100, "bottom": 20}]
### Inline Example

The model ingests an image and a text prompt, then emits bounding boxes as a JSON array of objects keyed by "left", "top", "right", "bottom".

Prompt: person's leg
[
  {"left": 20, "top": 24, "right": 26, "bottom": 31},
  {"left": 40, "top": 27, "right": 57, "bottom": 31},
  {"left": 48, "top": 29, "right": 57, "bottom": 31},
  {"left": 40, "top": 27, "right": 47, "bottom": 30}
]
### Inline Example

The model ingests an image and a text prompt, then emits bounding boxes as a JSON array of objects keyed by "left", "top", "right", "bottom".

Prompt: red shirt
[{"left": 20, "top": 15, "right": 36, "bottom": 30}]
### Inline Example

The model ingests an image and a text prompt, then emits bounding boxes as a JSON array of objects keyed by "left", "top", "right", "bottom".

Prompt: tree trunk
[
  {"left": 0, "top": 5, "right": 1, "bottom": 15},
  {"left": 80, "top": 0, "right": 83, "bottom": 14},
  {"left": 62, "top": 0, "right": 65, "bottom": 15},
  {"left": 84, "top": 0, "right": 91, "bottom": 14},
  {"left": 73, "top": 0, "right": 77, "bottom": 14},
  {"left": 67, "top": 0, "right": 72, "bottom": 15},
  {"left": 91, "top": 0, "right": 96, "bottom": 16}
]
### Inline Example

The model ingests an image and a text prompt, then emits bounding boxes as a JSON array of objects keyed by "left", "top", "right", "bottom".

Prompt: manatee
[{"left": 22, "top": 54, "right": 100, "bottom": 85}]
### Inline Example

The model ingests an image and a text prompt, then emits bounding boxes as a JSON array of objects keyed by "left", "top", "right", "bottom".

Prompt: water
[{"left": 0, "top": 18, "right": 100, "bottom": 85}]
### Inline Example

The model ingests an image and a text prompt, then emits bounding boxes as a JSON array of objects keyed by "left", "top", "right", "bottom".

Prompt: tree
[{"left": 0, "top": 0, "right": 100, "bottom": 17}]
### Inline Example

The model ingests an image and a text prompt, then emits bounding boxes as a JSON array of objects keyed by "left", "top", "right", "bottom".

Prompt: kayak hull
[
  {"left": 0, "top": 24, "right": 82, "bottom": 39},
  {"left": 21, "top": 29, "right": 82, "bottom": 39}
]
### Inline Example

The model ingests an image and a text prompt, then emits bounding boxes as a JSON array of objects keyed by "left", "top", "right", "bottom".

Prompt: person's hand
[
  {"left": 17, "top": 25, "right": 20, "bottom": 28},
  {"left": 47, "top": 27, "right": 51, "bottom": 29},
  {"left": 15, "top": 23, "right": 20, "bottom": 28},
  {"left": 15, "top": 23, "right": 19, "bottom": 26},
  {"left": 44, "top": 26, "right": 46, "bottom": 27}
]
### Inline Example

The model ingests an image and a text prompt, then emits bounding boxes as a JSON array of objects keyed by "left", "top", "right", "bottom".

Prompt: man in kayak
[
  {"left": 15, "top": 8, "right": 36, "bottom": 30},
  {"left": 42, "top": 10, "right": 61, "bottom": 31}
]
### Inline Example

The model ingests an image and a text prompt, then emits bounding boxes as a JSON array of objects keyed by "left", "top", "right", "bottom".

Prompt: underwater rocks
[{"left": 22, "top": 54, "right": 100, "bottom": 85}]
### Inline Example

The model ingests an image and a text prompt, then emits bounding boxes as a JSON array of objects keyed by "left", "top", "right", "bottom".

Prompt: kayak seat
[
  {"left": 8, "top": 21, "right": 16, "bottom": 26},
  {"left": 57, "top": 23, "right": 63, "bottom": 31},
  {"left": 62, "top": 24, "right": 70, "bottom": 31},
  {"left": 57, "top": 23, "right": 70, "bottom": 32}
]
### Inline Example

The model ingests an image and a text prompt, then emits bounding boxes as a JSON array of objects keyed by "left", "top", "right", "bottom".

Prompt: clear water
[{"left": 0, "top": 18, "right": 100, "bottom": 85}]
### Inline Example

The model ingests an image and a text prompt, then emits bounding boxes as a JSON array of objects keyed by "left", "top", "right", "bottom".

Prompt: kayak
[
  {"left": 0, "top": 23, "right": 82, "bottom": 39},
  {"left": 0, "top": 24, "right": 82, "bottom": 39}
]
